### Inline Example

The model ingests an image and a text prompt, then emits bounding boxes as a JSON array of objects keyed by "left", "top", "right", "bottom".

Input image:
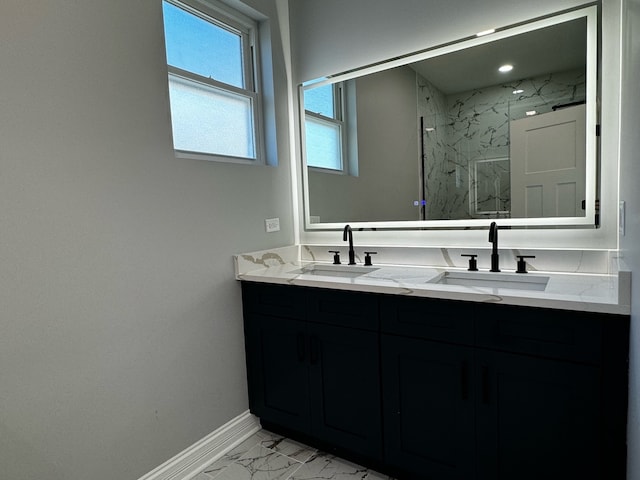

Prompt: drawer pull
[
  {"left": 461, "top": 360, "right": 469, "bottom": 400},
  {"left": 482, "top": 366, "right": 490, "bottom": 404},
  {"left": 310, "top": 336, "right": 319, "bottom": 365},
  {"left": 297, "top": 333, "right": 305, "bottom": 362}
]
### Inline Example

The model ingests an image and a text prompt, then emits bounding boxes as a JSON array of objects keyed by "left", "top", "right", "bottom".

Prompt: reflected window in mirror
[
  {"left": 304, "top": 83, "right": 344, "bottom": 170},
  {"left": 304, "top": 82, "right": 359, "bottom": 175}
]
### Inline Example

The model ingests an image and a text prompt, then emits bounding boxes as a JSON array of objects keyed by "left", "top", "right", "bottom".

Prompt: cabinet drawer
[
  {"left": 476, "top": 304, "right": 603, "bottom": 364},
  {"left": 308, "top": 288, "right": 379, "bottom": 331},
  {"left": 241, "top": 282, "right": 307, "bottom": 320},
  {"left": 380, "top": 295, "right": 474, "bottom": 344}
]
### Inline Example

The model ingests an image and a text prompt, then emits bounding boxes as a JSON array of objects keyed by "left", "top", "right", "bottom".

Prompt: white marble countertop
[{"left": 234, "top": 246, "right": 631, "bottom": 315}]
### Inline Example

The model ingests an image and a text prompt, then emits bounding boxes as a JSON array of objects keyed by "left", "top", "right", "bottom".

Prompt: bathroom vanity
[
  {"left": 236, "top": 246, "right": 630, "bottom": 480},
  {"left": 236, "top": 3, "right": 629, "bottom": 478}
]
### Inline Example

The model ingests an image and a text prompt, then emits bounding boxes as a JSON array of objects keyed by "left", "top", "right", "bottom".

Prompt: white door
[{"left": 510, "top": 104, "right": 586, "bottom": 218}]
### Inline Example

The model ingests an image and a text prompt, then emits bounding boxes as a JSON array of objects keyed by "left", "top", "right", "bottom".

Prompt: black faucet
[
  {"left": 343, "top": 224, "right": 356, "bottom": 265},
  {"left": 489, "top": 221, "right": 500, "bottom": 272}
]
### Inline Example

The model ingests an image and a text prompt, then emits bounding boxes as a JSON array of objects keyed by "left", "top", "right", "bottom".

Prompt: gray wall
[
  {"left": 619, "top": 0, "right": 640, "bottom": 478},
  {"left": 0, "top": 1, "right": 293, "bottom": 479}
]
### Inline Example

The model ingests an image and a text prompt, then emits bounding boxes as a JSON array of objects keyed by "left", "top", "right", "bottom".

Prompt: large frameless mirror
[{"left": 300, "top": 6, "right": 598, "bottom": 230}]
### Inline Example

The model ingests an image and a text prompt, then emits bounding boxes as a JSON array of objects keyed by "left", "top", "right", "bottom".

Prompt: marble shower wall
[
  {"left": 417, "top": 76, "right": 450, "bottom": 220},
  {"left": 417, "top": 69, "right": 586, "bottom": 220}
]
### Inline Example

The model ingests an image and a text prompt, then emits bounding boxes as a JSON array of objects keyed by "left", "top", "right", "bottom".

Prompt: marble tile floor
[{"left": 192, "top": 429, "right": 395, "bottom": 480}]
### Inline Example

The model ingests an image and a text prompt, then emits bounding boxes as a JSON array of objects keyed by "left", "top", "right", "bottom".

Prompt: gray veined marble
[
  {"left": 298, "top": 245, "right": 613, "bottom": 275},
  {"left": 201, "top": 430, "right": 309, "bottom": 478},
  {"left": 289, "top": 452, "right": 394, "bottom": 480},
  {"left": 234, "top": 246, "right": 300, "bottom": 277},
  {"left": 213, "top": 445, "right": 302, "bottom": 480},
  {"left": 302, "top": 245, "right": 317, "bottom": 261},
  {"left": 195, "top": 430, "right": 392, "bottom": 480},
  {"left": 418, "top": 68, "right": 585, "bottom": 220},
  {"left": 235, "top": 245, "right": 629, "bottom": 315}
]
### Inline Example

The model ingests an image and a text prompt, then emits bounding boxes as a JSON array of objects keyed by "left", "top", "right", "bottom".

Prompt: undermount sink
[
  {"left": 429, "top": 270, "right": 549, "bottom": 291},
  {"left": 292, "top": 264, "right": 379, "bottom": 278}
]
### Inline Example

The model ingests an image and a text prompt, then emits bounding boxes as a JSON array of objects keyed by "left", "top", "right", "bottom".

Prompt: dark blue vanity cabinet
[
  {"left": 242, "top": 283, "right": 383, "bottom": 460},
  {"left": 381, "top": 296, "right": 621, "bottom": 480},
  {"left": 241, "top": 282, "right": 629, "bottom": 480}
]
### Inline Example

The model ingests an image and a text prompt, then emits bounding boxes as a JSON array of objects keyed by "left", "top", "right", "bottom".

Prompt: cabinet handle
[
  {"left": 460, "top": 360, "right": 469, "bottom": 400},
  {"left": 297, "top": 333, "right": 305, "bottom": 362},
  {"left": 481, "top": 366, "right": 490, "bottom": 404},
  {"left": 310, "top": 336, "right": 319, "bottom": 365}
]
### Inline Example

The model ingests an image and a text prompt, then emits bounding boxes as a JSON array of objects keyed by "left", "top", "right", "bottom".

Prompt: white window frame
[
  {"left": 163, "top": 0, "right": 265, "bottom": 165},
  {"left": 304, "top": 82, "right": 349, "bottom": 174}
]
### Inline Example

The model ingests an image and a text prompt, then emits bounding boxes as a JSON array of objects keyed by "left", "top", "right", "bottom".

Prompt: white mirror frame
[{"left": 299, "top": 5, "right": 598, "bottom": 230}]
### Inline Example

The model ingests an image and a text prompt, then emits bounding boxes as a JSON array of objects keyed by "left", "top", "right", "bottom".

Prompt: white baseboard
[{"left": 138, "top": 411, "right": 261, "bottom": 480}]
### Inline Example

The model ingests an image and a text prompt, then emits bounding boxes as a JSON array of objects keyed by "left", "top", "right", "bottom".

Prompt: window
[
  {"left": 304, "top": 83, "right": 345, "bottom": 171},
  {"left": 162, "top": 0, "right": 263, "bottom": 163}
]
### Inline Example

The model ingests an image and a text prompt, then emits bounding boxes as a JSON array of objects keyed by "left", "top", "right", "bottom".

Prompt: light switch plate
[
  {"left": 619, "top": 201, "right": 625, "bottom": 236},
  {"left": 265, "top": 217, "right": 280, "bottom": 233}
]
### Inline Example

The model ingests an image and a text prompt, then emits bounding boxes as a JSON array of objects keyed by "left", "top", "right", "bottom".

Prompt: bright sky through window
[
  {"left": 163, "top": 1, "right": 244, "bottom": 89},
  {"left": 304, "top": 84, "right": 334, "bottom": 118}
]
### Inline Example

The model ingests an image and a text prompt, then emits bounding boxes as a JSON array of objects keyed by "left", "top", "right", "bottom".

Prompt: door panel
[
  {"left": 308, "top": 323, "right": 382, "bottom": 459},
  {"left": 476, "top": 350, "right": 601, "bottom": 480},
  {"left": 382, "top": 335, "right": 475, "bottom": 480},
  {"left": 245, "top": 314, "right": 311, "bottom": 433}
]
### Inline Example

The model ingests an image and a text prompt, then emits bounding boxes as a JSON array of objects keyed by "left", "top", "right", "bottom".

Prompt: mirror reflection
[{"left": 302, "top": 10, "right": 595, "bottom": 227}]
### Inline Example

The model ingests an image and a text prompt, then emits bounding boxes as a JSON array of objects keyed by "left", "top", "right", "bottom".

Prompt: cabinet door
[
  {"left": 244, "top": 314, "right": 311, "bottom": 433},
  {"left": 308, "top": 323, "right": 382, "bottom": 459},
  {"left": 382, "top": 335, "right": 475, "bottom": 480},
  {"left": 476, "top": 350, "right": 601, "bottom": 480}
]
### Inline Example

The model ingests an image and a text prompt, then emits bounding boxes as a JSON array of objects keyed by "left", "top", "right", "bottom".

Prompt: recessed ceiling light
[
  {"left": 476, "top": 28, "right": 496, "bottom": 37},
  {"left": 498, "top": 64, "right": 514, "bottom": 73},
  {"left": 513, "top": 89, "right": 524, "bottom": 94},
  {"left": 526, "top": 110, "right": 537, "bottom": 116}
]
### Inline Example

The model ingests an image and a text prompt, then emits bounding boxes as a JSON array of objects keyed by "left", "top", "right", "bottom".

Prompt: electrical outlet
[{"left": 265, "top": 217, "right": 280, "bottom": 233}]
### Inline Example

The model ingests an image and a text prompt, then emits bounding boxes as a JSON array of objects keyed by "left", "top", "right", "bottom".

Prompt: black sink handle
[
  {"left": 364, "top": 251, "right": 378, "bottom": 266},
  {"left": 516, "top": 255, "right": 536, "bottom": 274},
  {"left": 461, "top": 254, "right": 478, "bottom": 271}
]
